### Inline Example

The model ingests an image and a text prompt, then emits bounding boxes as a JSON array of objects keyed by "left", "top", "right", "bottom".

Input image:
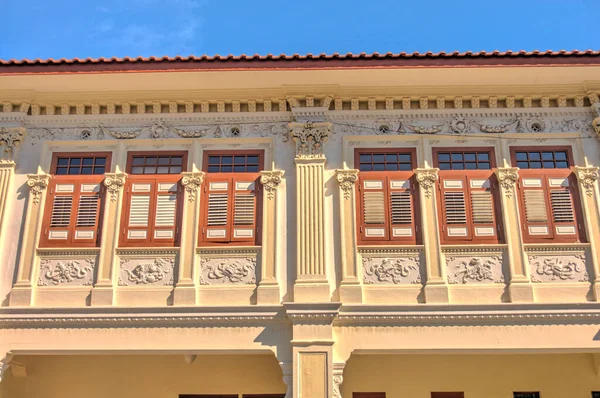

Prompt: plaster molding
[
  {"left": 0, "top": 127, "right": 25, "bottom": 163},
  {"left": 103, "top": 172, "right": 127, "bottom": 202},
  {"left": 415, "top": 168, "right": 439, "bottom": 198},
  {"left": 199, "top": 257, "right": 256, "bottom": 285},
  {"left": 335, "top": 169, "right": 359, "bottom": 200},
  {"left": 119, "top": 258, "right": 175, "bottom": 286},
  {"left": 26, "top": 174, "right": 50, "bottom": 205},
  {"left": 289, "top": 121, "right": 332, "bottom": 158},
  {"left": 197, "top": 245, "right": 261, "bottom": 258},
  {"left": 496, "top": 167, "right": 520, "bottom": 198},
  {"left": 362, "top": 256, "right": 421, "bottom": 285},
  {"left": 441, "top": 245, "right": 507, "bottom": 255},
  {"left": 116, "top": 247, "right": 180, "bottom": 257},
  {"left": 180, "top": 171, "right": 205, "bottom": 202},
  {"left": 259, "top": 170, "right": 285, "bottom": 200},
  {"left": 528, "top": 254, "right": 588, "bottom": 283},
  {"left": 358, "top": 245, "right": 423, "bottom": 257},
  {"left": 445, "top": 256, "right": 504, "bottom": 285},
  {"left": 332, "top": 362, "right": 345, "bottom": 398},
  {"left": 283, "top": 302, "right": 342, "bottom": 325},
  {"left": 38, "top": 258, "right": 95, "bottom": 287},
  {"left": 574, "top": 166, "right": 599, "bottom": 197},
  {"left": 36, "top": 248, "right": 101, "bottom": 258},
  {"left": 523, "top": 243, "right": 590, "bottom": 254}
]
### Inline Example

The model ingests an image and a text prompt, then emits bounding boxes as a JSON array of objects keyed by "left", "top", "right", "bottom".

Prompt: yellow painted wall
[
  {"left": 342, "top": 353, "right": 600, "bottom": 398},
  {"left": 0, "top": 354, "right": 287, "bottom": 398}
]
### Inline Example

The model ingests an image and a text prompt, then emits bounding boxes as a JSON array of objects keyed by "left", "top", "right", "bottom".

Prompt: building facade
[{"left": 1, "top": 51, "right": 600, "bottom": 398}]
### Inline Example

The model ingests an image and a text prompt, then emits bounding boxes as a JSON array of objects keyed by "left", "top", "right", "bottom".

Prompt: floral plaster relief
[
  {"left": 529, "top": 255, "right": 588, "bottom": 283},
  {"left": 362, "top": 257, "right": 421, "bottom": 285},
  {"left": 38, "top": 259, "right": 95, "bottom": 286},
  {"left": 119, "top": 258, "right": 175, "bottom": 286},
  {"left": 446, "top": 256, "right": 504, "bottom": 284},
  {"left": 199, "top": 257, "right": 257, "bottom": 285}
]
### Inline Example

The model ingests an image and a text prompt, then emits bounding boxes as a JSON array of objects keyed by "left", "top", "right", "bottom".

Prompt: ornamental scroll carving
[
  {"left": 259, "top": 170, "right": 285, "bottom": 200},
  {"left": 529, "top": 254, "right": 588, "bottom": 283},
  {"left": 289, "top": 121, "right": 331, "bottom": 158},
  {"left": 0, "top": 127, "right": 25, "bottom": 163},
  {"left": 575, "top": 166, "right": 599, "bottom": 197},
  {"left": 496, "top": 167, "right": 519, "bottom": 198},
  {"left": 335, "top": 169, "right": 359, "bottom": 200},
  {"left": 37, "top": 259, "right": 95, "bottom": 286},
  {"left": 103, "top": 173, "right": 127, "bottom": 202},
  {"left": 26, "top": 174, "right": 50, "bottom": 205},
  {"left": 119, "top": 258, "right": 175, "bottom": 286},
  {"left": 199, "top": 257, "right": 256, "bottom": 285},
  {"left": 362, "top": 257, "right": 421, "bottom": 285},
  {"left": 181, "top": 172, "right": 205, "bottom": 202},
  {"left": 415, "top": 168, "right": 439, "bottom": 199},
  {"left": 446, "top": 256, "right": 504, "bottom": 284}
]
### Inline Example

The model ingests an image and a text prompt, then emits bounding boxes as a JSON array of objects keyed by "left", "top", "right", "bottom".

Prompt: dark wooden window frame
[
  {"left": 433, "top": 147, "right": 503, "bottom": 245},
  {"left": 40, "top": 152, "right": 112, "bottom": 248},
  {"left": 510, "top": 145, "right": 585, "bottom": 244},
  {"left": 199, "top": 150, "right": 264, "bottom": 247},
  {"left": 354, "top": 148, "right": 420, "bottom": 246},
  {"left": 119, "top": 150, "right": 188, "bottom": 248}
]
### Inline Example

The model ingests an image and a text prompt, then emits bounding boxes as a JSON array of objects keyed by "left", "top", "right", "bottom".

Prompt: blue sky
[{"left": 2, "top": 0, "right": 599, "bottom": 60}]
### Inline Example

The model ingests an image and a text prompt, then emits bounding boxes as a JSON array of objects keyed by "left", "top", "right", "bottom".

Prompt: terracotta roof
[{"left": 1, "top": 50, "right": 600, "bottom": 73}]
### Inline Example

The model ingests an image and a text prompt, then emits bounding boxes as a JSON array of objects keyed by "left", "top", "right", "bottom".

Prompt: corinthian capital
[
  {"left": 289, "top": 121, "right": 331, "bottom": 159},
  {"left": 27, "top": 174, "right": 51, "bottom": 205},
  {"left": 415, "top": 168, "right": 439, "bottom": 199},
  {"left": 496, "top": 167, "right": 519, "bottom": 198},
  {"left": 260, "top": 170, "right": 285, "bottom": 200},
  {"left": 335, "top": 169, "right": 359, "bottom": 200},
  {"left": 0, "top": 127, "right": 25, "bottom": 164},
  {"left": 103, "top": 173, "right": 127, "bottom": 202},
  {"left": 575, "top": 166, "right": 599, "bottom": 197},
  {"left": 181, "top": 172, "right": 205, "bottom": 202}
]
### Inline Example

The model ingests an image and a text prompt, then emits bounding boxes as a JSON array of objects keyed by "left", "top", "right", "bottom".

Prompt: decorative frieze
[
  {"left": 259, "top": 170, "right": 285, "bottom": 200},
  {"left": 335, "top": 169, "right": 359, "bottom": 200},
  {"left": 199, "top": 257, "right": 257, "bottom": 285},
  {"left": 0, "top": 127, "right": 25, "bottom": 163},
  {"left": 575, "top": 166, "right": 599, "bottom": 197},
  {"left": 529, "top": 254, "right": 588, "bottom": 283},
  {"left": 37, "top": 258, "right": 95, "bottom": 286},
  {"left": 103, "top": 173, "right": 127, "bottom": 202},
  {"left": 181, "top": 171, "right": 205, "bottom": 202},
  {"left": 496, "top": 167, "right": 519, "bottom": 198},
  {"left": 119, "top": 258, "right": 175, "bottom": 286},
  {"left": 289, "top": 121, "right": 331, "bottom": 158},
  {"left": 446, "top": 256, "right": 504, "bottom": 284},
  {"left": 26, "top": 174, "right": 50, "bottom": 204},
  {"left": 362, "top": 256, "right": 421, "bottom": 285},
  {"left": 415, "top": 168, "right": 439, "bottom": 199}
]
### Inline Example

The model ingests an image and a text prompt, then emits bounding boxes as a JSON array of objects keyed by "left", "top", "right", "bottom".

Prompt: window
[
  {"left": 120, "top": 152, "right": 187, "bottom": 247},
  {"left": 200, "top": 151, "right": 263, "bottom": 245},
  {"left": 514, "top": 393, "right": 540, "bottom": 398},
  {"left": 40, "top": 152, "right": 111, "bottom": 247},
  {"left": 434, "top": 148, "right": 501, "bottom": 244},
  {"left": 356, "top": 149, "right": 419, "bottom": 245},
  {"left": 511, "top": 147, "right": 585, "bottom": 243}
]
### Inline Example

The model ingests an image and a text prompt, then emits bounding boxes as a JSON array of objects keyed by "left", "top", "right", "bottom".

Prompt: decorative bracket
[
  {"left": 181, "top": 171, "right": 205, "bottom": 202},
  {"left": 0, "top": 127, "right": 25, "bottom": 164},
  {"left": 496, "top": 167, "right": 520, "bottom": 198},
  {"left": 0, "top": 352, "right": 26, "bottom": 382},
  {"left": 333, "top": 362, "right": 345, "bottom": 398},
  {"left": 280, "top": 361, "right": 293, "bottom": 398},
  {"left": 259, "top": 170, "right": 285, "bottom": 200},
  {"left": 575, "top": 166, "right": 599, "bottom": 197},
  {"left": 335, "top": 169, "right": 359, "bottom": 200},
  {"left": 289, "top": 121, "right": 331, "bottom": 158},
  {"left": 26, "top": 174, "right": 50, "bottom": 205},
  {"left": 103, "top": 173, "right": 127, "bottom": 202},
  {"left": 415, "top": 168, "right": 439, "bottom": 199}
]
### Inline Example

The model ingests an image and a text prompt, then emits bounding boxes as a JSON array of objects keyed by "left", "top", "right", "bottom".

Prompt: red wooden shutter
[
  {"left": 468, "top": 175, "right": 498, "bottom": 242},
  {"left": 518, "top": 174, "right": 554, "bottom": 241},
  {"left": 152, "top": 178, "right": 180, "bottom": 245},
  {"left": 231, "top": 175, "right": 258, "bottom": 243},
  {"left": 389, "top": 175, "right": 416, "bottom": 243},
  {"left": 439, "top": 175, "right": 472, "bottom": 242},
  {"left": 359, "top": 173, "right": 389, "bottom": 242},
  {"left": 203, "top": 175, "right": 232, "bottom": 243}
]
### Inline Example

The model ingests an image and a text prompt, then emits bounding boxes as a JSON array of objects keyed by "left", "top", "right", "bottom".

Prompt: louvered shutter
[
  {"left": 439, "top": 175, "right": 472, "bottom": 241},
  {"left": 204, "top": 176, "right": 232, "bottom": 242},
  {"left": 232, "top": 177, "right": 258, "bottom": 243},
  {"left": 47, "top": 182, "right": 75, "bottom": 242},
  {"left": 359, "top": 174, "right": 389, "bottom": 241},
  {"left": 389, "top": 176, "right": 416, "bottom": 243},
  {"left": 124, "top": 180, "right": 153, "bottom": 242},
  {"left": 518, "top": 175, "right": 554, "bottom": 240},
  {"left": 468, "top": 177, "right": 497, "bottom": 241},
  {"left": 547, "top": 175, "right": 580, "bottom": 239},
  {"left": 153, "top": 181, "right": 179, "bottom": 242},
  {"left": 72, "top": 182, "right": 102, "bottom": 243}
]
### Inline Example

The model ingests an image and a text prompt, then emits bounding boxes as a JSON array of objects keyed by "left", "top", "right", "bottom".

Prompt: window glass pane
[
  {"left": 234, "top": 165, "right": 246, "bottom": 172},
  {"left": 517, "top": 162, "right": 529, "bottom": 169},
  {"left": 452, "top": 163, "right": 464, "bottom": 170},
  {"left": 246, "top": 165, "right": 259, "bottom": 172},
  {"left": 399, "top": 154, "right": 412, "bottom": 163},
  {"left": 515, "top": 152, "right": 527, "bottom": 161},
  {"left": 70, "top": 158, "right": 81, "bottom": 166},
  {"left": 385, "top": 163, "right": 399, "bottom": 171},
  {"left": 385, "top": 154, "right": 398, "bottom": 162},
  {"left": 208, "top": 165, "right": 220, "bottom": 173},
  {"left": 157, "top": 166, "right": 169, "bottom": 174},
  {"left": 132, "top": 157, "right": 145, "bottom": 166},
  {"left": 56, "top": 167, "right": 68, "bottom": 175},
  {"left": 68, "top": 168, "right": 79, "bottom": 174},
  {"left": 208, "top": 156, "right": 220, "bottom": 165},
  {"left": 543, "top": 161, "right": 555, "bottom": 168},
  {"left": 438, "top": 153, "right": 450, "bottom": 162},
  {"left": 82, "top": 158, "right": 94, "bottom": 166},
  {"left": 373, "top": 163, "right": 385, "bottom": 171},
  {"left": 131, "top": 167, "right": 144, "bottom": 174},
  {"left": 221, "top": 156, "right": 233, "bottom": 165},
  {"left": 542, "top": 152, "right": 554, "bottom": 160},
  {"left": 158, "top": 157, "right": 170, "bottom": 165},
  {"left": 464, "top": 153, "right": 476, "bottom": 161},
  {"left": 234, "top": 156, "right": 246, "bottom": 164},
  {"left": 171, "top": 156, "right": 183, "bottom": 165},
  {"left": 94, "top": 167, "right": 105, "bottom": 175},
  {"left": 529, "top": 152, "right": 541, "bottom": 161},
  {"left": 146, "top": 157, "right": 157, "bottom": 165},
  {"left": 170, "top": 166, "right": 182, "bottom": 174},
  {"left": 247, "top": 156, "right": 259, "bottom": 164},
  {"left": 81, "top": 167, "right": 93, "bottom": 175},
  {"left": 451, "top": 153, "right": 463, "bottom": 161},
  {"left": 555, "top": 151, "right": 567, "bottom": 161},
  {"left": 477, "top": 153, "right": 490, "bottom": 161},
  {"left": 530, "top": 162, "right": 542, "bottom": 169},
  {"left": 359, "top": 154, "right": 371, "bottom": 163},
  {"left": 57, "top": 158, "right": 69, "bottom": 166},
  {"left": 465, "top": 162, "right": 477, "bottom": 170},
  {"left": 478, "top": 162, "right": 491, "bottom": 170},
  {"left": 359, "top": 164, "right": 372, "bottom": 171},
  {"left": 221, "top": 165, "right": 232, "bottom": 172},
  {"left": 373, "top": 154, "right": 385, "bottom": 163},
  {"left": 556, "top": 161, "right": 569, "bottom": 169},
  {"left": 399, "top": 164, "right": 412, "bottom": 171},
  {"left": 439, "top": 163, "right": 451, "bottom": 170},
  {"left": 144, "top": 166, "right": 156, "bottom": 174},
  {"left": 95, "top": 158, "right": 106, "bottom": 166}
]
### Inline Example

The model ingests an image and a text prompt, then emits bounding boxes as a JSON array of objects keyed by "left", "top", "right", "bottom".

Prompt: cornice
[
  {"left": 283, "top": 302, "right": 342, "bottom": 325},
  {"left": 37, "top": 247, "right": 101, "bottom": 258},
  {"left": 441, "top": 245, "right": 508, "bottom": 255},
  {"left": 197, "top": 246, "right": 261, "bottom": 258},
  {"left": 116, "top": 248, "right": 180, "bottom": 257},
  {"left": 523, "top": 243, "right": 590, "bottom": 253},
  {"left": 358, "top": 245, "right": 423, "bottom": 256}
]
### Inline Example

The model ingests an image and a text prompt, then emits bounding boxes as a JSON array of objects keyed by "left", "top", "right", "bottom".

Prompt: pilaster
[
  {"left": 174, "top": 171, "right": 204, "bottom": 305},
  {"left": 91, "top": 172, "right": 127, "bottom": 306},
  {"left": 290, "top": 121, "right": 332, "bottom": 302},
  {"left": 415, "top": 168, "right": 449, "bottom": 303},
  {"left": 9, "top": 173, "right": 50, "bottom": 306},
  {"left": 335, "top": 169, "right": 362, "bottom": 303},
  {"left": 496, "top": 167, "right": 534, "bottom": 302},
  {"left": 257, "top": 169, "right": 285, "bottom": 304},
  {"left": 574, "top": 166, "right": 600, "bottom": 300}
]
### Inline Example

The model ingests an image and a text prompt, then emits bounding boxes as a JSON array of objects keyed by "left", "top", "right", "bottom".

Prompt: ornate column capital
[
  {"left": 496, "top": 167, "right": 520, "bottom": 198},
  {"left": 103, "top": 173, "right": 127, "bottom": 202},
  {"left": 26, "top": 174, "right": 50, "bottom": 205},
  {"left": 415, "top": 168, "right": 439, "bottom": 199},
  {"left": 289, "top": 121, "right": 331, "bottom": 159},
  {"left": 0, "top": 127, "right": 25, "bottom": 164},
  {"left": 575, "top": 166, "right": 599, "bottom": 197},
  {"left": 259, "top": 170, "right": 284, "bottom": 200},
  {"left": 335, "top": 169, "right": 359, "bottom": 200},
  {"left": 180, "top": 171, "right": 205, "bottom": 202}
]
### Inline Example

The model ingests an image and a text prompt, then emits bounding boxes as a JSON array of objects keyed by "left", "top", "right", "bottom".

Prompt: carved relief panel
[
  {"left": 198, "top": 247, "right": 260, "bottom": 286},
  {"left": 37, "top": 257, "right": 96, "bottom": 287},
  {"left": 528, "top": 253, "right": 588, "bottom": 283},
  {"left": 445, "top": 255, "right": 505, "bottom": 284},
  {"left": 118, "top": 257, "right": 176, "bottom": 286},
  {"left": 359, "top": 248, "right": 423, "bottom": 285}
]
